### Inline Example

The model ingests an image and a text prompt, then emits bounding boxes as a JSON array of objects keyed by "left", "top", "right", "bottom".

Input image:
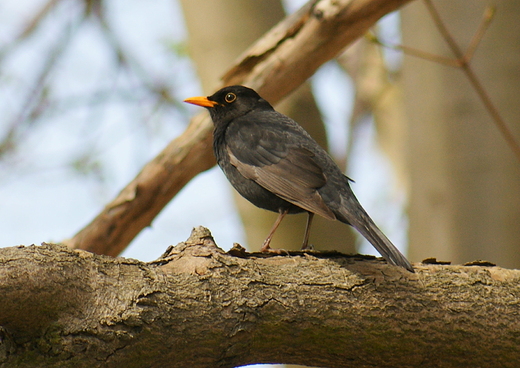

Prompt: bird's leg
[
  {"left": 260, "top": 209, "right": 288, "bottom": 252},
  {"left": 301, "top": 212, "right": 314, "bottom": 250}
]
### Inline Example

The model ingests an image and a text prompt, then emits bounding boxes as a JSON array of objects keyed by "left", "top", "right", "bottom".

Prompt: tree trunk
[
  {"left": 337, "top": 38, "right": 410, "bottom": 192},
  {"left": 1, "top": 229, "right": 519, "bottom": 367},
  {"left": 401, "top": 1, "right": 520, "bottom": 268}
]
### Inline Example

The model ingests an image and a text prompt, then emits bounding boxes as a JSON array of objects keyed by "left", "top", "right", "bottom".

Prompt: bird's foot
[
  {"left": 260, "top": 244, "right": 290, "bottom": 255},
  {"left": 300, "top": 243, "right": 314, "bottom": 251}
]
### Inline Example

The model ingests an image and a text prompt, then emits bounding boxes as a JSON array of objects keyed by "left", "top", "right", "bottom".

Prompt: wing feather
[{"left": 228, "top": 146, "right": 336, "bottom": 220}]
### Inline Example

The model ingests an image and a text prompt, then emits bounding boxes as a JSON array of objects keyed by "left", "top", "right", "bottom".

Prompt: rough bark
[
  {"left": 65, "top": 0, "right": 414, "bottom": 256},
  {"left": 1, "top": 227, "right": 519, "bottom": 368}
]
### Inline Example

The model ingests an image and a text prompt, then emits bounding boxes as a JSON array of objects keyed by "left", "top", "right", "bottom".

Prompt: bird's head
[{"left": 184, "top": 85, "right": 273, "bottom": 126}]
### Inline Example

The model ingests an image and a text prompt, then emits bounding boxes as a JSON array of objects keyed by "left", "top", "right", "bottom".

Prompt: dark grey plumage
[{"left": 184, "top": 85, "right": 414, "bottom": 272}]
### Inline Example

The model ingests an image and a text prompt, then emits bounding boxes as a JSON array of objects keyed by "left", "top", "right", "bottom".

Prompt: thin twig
[
  {"left": 0, "top": 0, "right": 61, "bottom": 63},
  {"left": 374, "top": 2, "right": 520, "bottom": 163},
  {"left": 368, "top": 33, "right": 459, "bottom": 67},
  {"left": 18, "top": 0, "right": 62, "bottom": 40},
  {"left": 422, "top": 0, "right": 520, "bottom": 163},
  {"left": 0, "top": 18, "right": 82, "bottom": 159},
  {"left": 465, "top": 6, "right": 495, "bottom": 62}
]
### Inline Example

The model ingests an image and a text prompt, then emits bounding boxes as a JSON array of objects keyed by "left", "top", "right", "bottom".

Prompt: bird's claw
[{"left": 260, "top": 245, "right": 290, "bottom": 256}]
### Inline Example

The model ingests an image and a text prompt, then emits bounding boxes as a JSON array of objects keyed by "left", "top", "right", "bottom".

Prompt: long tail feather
[{"left": 337, "top": 196, "right": 414, "bottom": 273}]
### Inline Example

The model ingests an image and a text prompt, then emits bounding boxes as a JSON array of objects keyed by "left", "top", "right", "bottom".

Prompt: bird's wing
[{"left": 226, "top": 122, "right": 336, "bottom": 220}]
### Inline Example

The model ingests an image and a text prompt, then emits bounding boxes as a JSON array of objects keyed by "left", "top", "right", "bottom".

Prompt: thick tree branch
[
  {"left": 2, "top": 227, "right": 520, "bottom": 368},
  {"left": 65, "top": 0, "right": 414, "bottom": 256}
]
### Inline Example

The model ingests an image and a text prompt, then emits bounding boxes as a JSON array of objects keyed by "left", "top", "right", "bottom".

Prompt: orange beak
[{"left": 183, "top": 96, "right": 218, "bottom": 108}]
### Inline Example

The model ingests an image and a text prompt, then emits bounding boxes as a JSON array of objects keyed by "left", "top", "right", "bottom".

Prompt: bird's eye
[{"left": 224, "top": 93, "right": 236, "bottom": 103}]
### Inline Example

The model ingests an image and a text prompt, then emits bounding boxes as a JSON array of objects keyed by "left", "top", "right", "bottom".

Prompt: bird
[{"left": 184, "top": 85, "right": 414, "bottom": 272}]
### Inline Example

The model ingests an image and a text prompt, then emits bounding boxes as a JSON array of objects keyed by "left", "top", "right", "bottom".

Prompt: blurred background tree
[
  {"left": 401, "top": 0, "right": 520, "bottom": 268},
  {"left": 179, "top": 0, "right": 355, "bottom": 254}
]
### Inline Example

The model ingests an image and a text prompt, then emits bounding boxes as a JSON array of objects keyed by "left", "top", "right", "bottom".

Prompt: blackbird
[{"left": 184, "top": 85, "right": 414, "bottom": 272}]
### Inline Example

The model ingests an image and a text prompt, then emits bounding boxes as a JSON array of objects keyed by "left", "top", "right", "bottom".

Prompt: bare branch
[
  {"left": 2, "top": 227, "right": 520, "bottom": 367},
  {"left": 464, "top": 6, "right": 495, "bottom": 61}
]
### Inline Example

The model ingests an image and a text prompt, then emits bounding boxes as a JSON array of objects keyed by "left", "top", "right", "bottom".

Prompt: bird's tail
[{"left": 337, "top": 194, "right": 414, "bottom": 273}]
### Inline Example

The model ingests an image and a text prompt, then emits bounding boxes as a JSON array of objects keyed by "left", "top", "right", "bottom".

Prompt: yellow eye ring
[{"left": 224, "top": 93, "right": 236, "bottom": 103}]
